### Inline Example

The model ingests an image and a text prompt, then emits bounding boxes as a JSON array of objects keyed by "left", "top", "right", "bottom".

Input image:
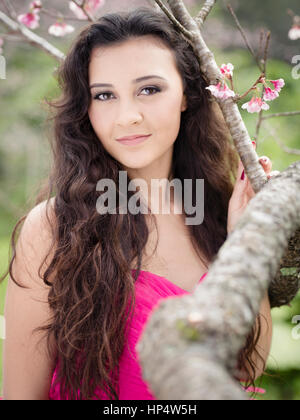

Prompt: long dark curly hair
[{"left": 1, "top": 6, "right": 267, "bottom": 400}]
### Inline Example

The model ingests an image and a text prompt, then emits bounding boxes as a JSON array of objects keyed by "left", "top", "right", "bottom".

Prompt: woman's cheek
[{"left": 89, "top": 109, "right": 109, "bottom": 143}]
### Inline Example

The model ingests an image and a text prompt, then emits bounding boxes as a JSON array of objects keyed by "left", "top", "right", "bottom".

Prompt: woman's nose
[{"left": 115, "top": 101, "right": 143, "bottom": 126}]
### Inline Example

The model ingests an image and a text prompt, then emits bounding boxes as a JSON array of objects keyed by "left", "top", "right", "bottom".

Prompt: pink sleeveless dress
[
  {"left": 48, "top": 269, "right": 208, "bottom": 400},
  {"left": 0, "top": 269, "right": 265, "bottom": 400}
]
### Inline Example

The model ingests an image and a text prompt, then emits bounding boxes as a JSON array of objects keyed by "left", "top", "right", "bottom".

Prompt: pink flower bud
[
  {"left": 288, "top": 25, "right": 300, "bottom": 40},
  {"left": 17, "top": 12, "right": 40, "bottom": 29},
  {"left": 263, "top": 87, "right": 279, "bottom": 101},
  {"left": 241, "top": 96, "right": 270, "bottom": 113},
  {"left": 220, "top": 63, "right": 234, "bottom": 78},
  {"left": 269, "top": 78, "right": 285, "bottom": 93},
  {"left": 205, "top": 82, "right": 235, "bottom": 100},
  {"left": 48, "top": 22, "right": 75, "bottom": 37},
  {"left": 30, "top": 1, "right": 42, "bottom": 10},
  {"left": 242, "top": 386, "right": 266, "bottom": 394},
  {"left": 69, "top": 0, "right": 105, "bottom": 20}
]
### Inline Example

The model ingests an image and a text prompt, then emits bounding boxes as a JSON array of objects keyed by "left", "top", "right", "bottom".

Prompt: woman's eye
[
  {"left": 93, "top": 92, "right": 113, "bottom": 101},
  {"left": 141, "top": 86, "right": 161, "bottom": 96},
  {"left": 93, "top": 86, "right": 161, "bottom": 102}
]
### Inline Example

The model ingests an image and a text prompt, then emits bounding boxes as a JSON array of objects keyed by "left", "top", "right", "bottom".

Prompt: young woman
[{"left": 1, "top": 6, "right": 273, "bottom": 400}]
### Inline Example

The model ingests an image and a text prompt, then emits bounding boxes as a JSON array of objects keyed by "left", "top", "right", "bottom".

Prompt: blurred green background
[{"left": 0, "top": 0, "right": 300, "bottom": 400}]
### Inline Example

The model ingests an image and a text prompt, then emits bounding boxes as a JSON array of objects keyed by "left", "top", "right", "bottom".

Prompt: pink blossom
[
  {"left": 263, "top": 87, "right": 279, "bottom": 101},
  {"left": 69, "top": 2, "right": 87, "bottom": 20},
  {"left": 30, "top": 1, "right": 42, "bottom": 10},
  {"left": 220, "top": 63, "right": 234, "bottom": 78},
  {"left": 242, "top": 386, "right": 266, "bottom": 394},
  {"left": 205, "top": 82, "right": 235, "bottom": 100},
  {"left": 241, "top": 96, "right": 270, "bottom": 113},
  {"left": 269, "top": 78, "right": 285, "bottom": 93},
  {"left": 288, "top": 25, "right": 300, "bottom": 40},
  {"left": 17, "top": 12, "right": 40, "bottom": 29},
  {"left": 48, "top": 22, "right": 75, "bottom": 37},
  {"left": 69, "top": 0, "right": 105, "bottom": 20}
]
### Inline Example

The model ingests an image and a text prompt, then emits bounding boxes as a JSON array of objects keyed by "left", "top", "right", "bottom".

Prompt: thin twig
[
  {"left": 154, "top": 0, "right": 194, "bottom": 42},
  {"left": 262, "top": 31, "right": 271, "bottom": 73},
  {"left": 70, "top": 0, "right": 95, "bottom": 22},
  {"left": 287, "top": 8, "right": 300, "bottom": 25},
  {"left": 264, "top": 120, "right": 300, "bottom": 156},
  {"left": 254, "top": 105, "right": 264, "bottom": 142},
  {"left": 40, "top": 8, "right": 86, "bottom": 22},
  {"left": 256, "top": 29, "right": 264, "bottom": 64},
  {"left": 261, "top": 111, "right": 300, "bottom": 120},
  {"left": 235, "top": 73, "right": 264, "bottom": 101},
  {"left": 0, "top": 32, "right": 25, "bottom": 41},
  {"left": 2, "top": 0, "right": 18, "bottom": 20},
  {"left": 255, "top": 31, "right": 271, "bottom": 141},
  {"left": 287, "top": 9, "right": 295, "bottom": 18},
  {"left": 227, "top": 3, "right": 263, "bottom": 72}
]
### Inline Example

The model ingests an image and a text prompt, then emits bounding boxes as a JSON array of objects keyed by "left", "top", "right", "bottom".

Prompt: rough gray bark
[
  {"left": 137, "top": 161, "right": 300, "bottom": 400},
  {"left": 269, "top": 231, "right": 300, "bottom": 308}
]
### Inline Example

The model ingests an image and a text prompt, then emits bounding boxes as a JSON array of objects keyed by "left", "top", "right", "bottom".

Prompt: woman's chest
[{"left": 132, "top": 214, "right": 208, "bottom": 293}]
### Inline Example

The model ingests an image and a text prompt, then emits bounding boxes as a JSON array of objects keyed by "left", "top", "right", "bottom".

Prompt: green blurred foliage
[{"left": 0, "top": 44, "right": 61, "bottom": 237}]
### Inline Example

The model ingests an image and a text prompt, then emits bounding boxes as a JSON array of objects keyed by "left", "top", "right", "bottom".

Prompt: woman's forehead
[{"left": 88, "top": 38, "right": 178, "bottom": 82}]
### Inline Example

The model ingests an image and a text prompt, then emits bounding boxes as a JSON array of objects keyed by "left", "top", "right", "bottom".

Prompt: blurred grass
[{"left": 0, "top": 37, "right": 300, "bottom": 399}]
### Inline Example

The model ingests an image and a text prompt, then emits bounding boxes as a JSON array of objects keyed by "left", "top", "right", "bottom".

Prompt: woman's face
[{"left": 88, "top": 35, "right": 187, "bottom": 172}]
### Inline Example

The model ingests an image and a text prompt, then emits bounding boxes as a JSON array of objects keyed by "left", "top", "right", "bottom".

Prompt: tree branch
[
  {"left": 154, "top": 0, "right": 194, "bottom": 43},
  {"left": 194, "top": 0, "right": 217, "bottom": 28},
  {"left": 227, "top": 3, "right": 263, "bottom": 72},
  {"left": 262, "top": 111, "right": 300, "bottom": 120},
  {"left": 255, "top": 31, "right": 271, "bottom": 141},
  {"left": 70, "top": 0, "right": 96, "bottom": 22},
  {"left": 138, "top": 161, "right": 300, "bottom": 399},
  {"left": 264, "top": 120, "right": 300, "bottom": 156},
  {"left": 0, "top": 10, "right": 65, "bottom": 62},
  {"left": 2, "top": 0, "right": 18, "bottom": 20},
  {"left": 40, "top": 7, "right": 86, "bottom": 22}
]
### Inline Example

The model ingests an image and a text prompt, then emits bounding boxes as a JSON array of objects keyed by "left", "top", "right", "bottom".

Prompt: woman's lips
[{"left": 116, "top": 135, "right": 151, "bottom": 145}]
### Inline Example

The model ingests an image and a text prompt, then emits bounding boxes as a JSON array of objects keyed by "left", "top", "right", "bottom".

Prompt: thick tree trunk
[{"left": 137, "top": 161, "right": 300, "bottom": 400}]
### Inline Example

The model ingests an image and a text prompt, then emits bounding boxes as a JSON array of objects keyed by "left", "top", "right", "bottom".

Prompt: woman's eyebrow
[{"left": 89, "top": 75, "right": 167, "bottom": 89}]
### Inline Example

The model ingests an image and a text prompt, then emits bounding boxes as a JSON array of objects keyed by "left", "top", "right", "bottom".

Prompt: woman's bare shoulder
[
  {"left": 24, "top": 197, "right": 56, "bottom": 234},
  {"left": 12, "top": 197, "right": 57, "bottom": 288},
  {"left": 3, "top": 197, "right": 58, "bottom": 399}
]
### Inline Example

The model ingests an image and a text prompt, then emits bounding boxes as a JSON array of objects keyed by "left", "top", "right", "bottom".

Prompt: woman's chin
[{"left": 120, "top": 157, "right": 155, "bottom": 172}]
